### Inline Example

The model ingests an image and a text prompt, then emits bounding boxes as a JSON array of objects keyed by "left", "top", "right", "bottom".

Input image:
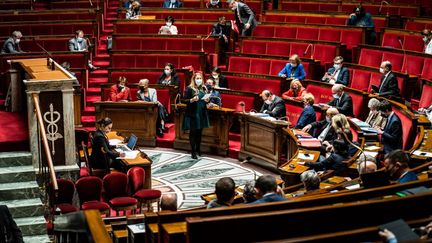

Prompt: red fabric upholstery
[
  {"left": 421, "top": 58, "right": 432, "bottom": 80},
  {"left": 225, "top": 76, "right": 281, "bottom": 95},
  {"left": 359, "top": 49, "right": 383, "bottom": 67},
  {"left": 253, "top": 26, "right": 275, "bottom": 38},
  {"left": 82, "top": 201, "right": 110, "bottom": 211},
  {"left": 57, "top": 203, "right": 78, "bottom": 214},
  {"left": 313, "top": 44, "right": 337, "bottom": 65},
  {"left": 285, "top": 103, "right": 304, "bottom": 127},
  {"left": 134, "top": 189, "right": 162, "bottom": 200},
  {"left": 267, "top": 42, "right": 291, "bottom": 56},
  {"left": 305, "top": 16, "right": 326, "bottom": 24},
  {"left": 242, "top": 40, "right": 266, "bottom": 54},
  {"left": 368, "top": 73, "right": 383, "bottom": 93},
  {"left": 403, "top": 35, "right": 424, "bottom": 52},
  {"left": 290, "top": 43, "right": 309, "bottom": 56},
  {"left": 56, "top": 179, "right": 75, "bottom": 205},
  {"left": 381, "top": 33, "right": 401, "bottom": 49},
  {"left": 419, "top": 83, "right": 432, "bottom": 109},
  {"left": 110, "top": 197, "right": 138, "bottom": 206},
  {"left": 305, "top": 84, "right": 332, "bottom": 104},
  {"left": 297, "top": 27, "right": 319, "bottom": 40},
  {"left": 393, "top": 108, "right": 414, "bottom": 150},
  {"left": 325, "top": 17, "right": 346, "bottom": 25},
  {"left": 270, "top": 60, "right": 287, "bottom": 76},
  {"left": 277, "top": 26, "right": 297, "bottom": 38},
  {"left": 318, "top": 28, "right": 341, "bottom": 42},
  {"left": 127, "top": 167, "right": 146, "bottom": 194},
  {"left": 250, "top": 59, "right": 271, "bottom": 75},
  {"left": 405, "top": 21, "right": 431, "bottom": 31},
  {"left": 350, "top": 92, "right": 366, "bottom": 119},
  {"left": 228, "top": 57, "right": 250, "bottom": 73},
  {"left": 103, "top": 172, "right": 129, "bottom": 199},
  {"left": 340, "top": 29, "right": 363, "bottom": 50},
  {"left": 382, "top": 52, "right": 404, "bottom": 72},
  {"left": 111, "top": 54, "right": 203, "bottom": 71},
  {"left": 402, "top": 55, "right": 424, "bottom": 77},
  {"left": 284, "top": 15, "right": 305, "bottom": 23},
  {"left": 76, "top": 176, "right": 104, "bottom": 206},
  {"left": 350, "top": 70, "right": 371, "bottom": 91},
  {"left": 220, "top": 94, "right": 255, "bottom": 111}
]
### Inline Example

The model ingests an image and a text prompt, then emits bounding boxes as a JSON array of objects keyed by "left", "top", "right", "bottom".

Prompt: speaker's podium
[
  {"left": 8, "top": 58, "right": 79, "bottom": 175},
  {"left": 238, "top": 113, "right": 290, "bottom": 171}
]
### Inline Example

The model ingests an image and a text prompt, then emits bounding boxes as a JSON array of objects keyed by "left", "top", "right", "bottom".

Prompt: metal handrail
[{"left": 32, "top": 93, "right": 58, "bottom": 192}]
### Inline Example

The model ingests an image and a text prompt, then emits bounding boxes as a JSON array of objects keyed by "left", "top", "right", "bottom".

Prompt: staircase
[
  {"left": 81, "top": 0, "right": 118, "bottom": 129},
  {"left": 0, "top": 152, "right": 50, "bottom": 242}
]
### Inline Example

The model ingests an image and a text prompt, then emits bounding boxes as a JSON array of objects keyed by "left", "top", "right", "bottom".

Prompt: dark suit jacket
[
  {"left": 157, "top": 73, "right": 181, "bottom": 87},
  {"left": 0, "top": 205, "right": 23, "bottom": 243},
  {"left": 210, "top": 75, "right": 228, "bottom": 88},
  {"left": 90, "top": 130, "right": 119, "bottom": 169},
  {"left": 212, "top": 23, "right": 231, "bottom": 38},
  {"left": 327, "top": 92, "right": 353, "bottom": 117},
  {"left": 310, "top": 119, "right": 337, "bottom": 142},
  {"left": 1, "top": 37, "right": 23, "bottom": 54},
  {"left": 379, "top": 72, "right": 400, "bottom": 99},
  {"left": 162, "top": 0, "right": 183, "bottom": 8},
  {"left": 234, "top": 2, "right": 257, "bottom": 35},
  {"left": 68, "top": 37, "right": 88, "bottom": 52},
  {"left": 295, "top": 105, "right": 316, "bottom": 129},
  {"left": 305, "top": 152, "right": 349, "bottom": 176},
  {"left": 382, "top": 112, "right": 403, "bottom": 154},
  {"left": 249, "top": 193, "right": 286, "bottom": 204},
  {"left": 259, "top": 96, "right": 286, "bottom": 118},
  {"left": 323, "top": 66, "right": 349, "bottom": 86}
]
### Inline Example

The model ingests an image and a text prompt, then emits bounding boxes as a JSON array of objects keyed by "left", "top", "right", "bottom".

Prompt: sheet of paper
[
  {"left": 117, "top": 150, "right": 140, "bottom": 159},
  {"left": 201, "top": 93, "right": 211, "bottom": 100},
  {"left": 364, "top": 145, "right": 381, "bottom": 151},
  {"left": 109, "top": 139, "right": 123, "bottom": 146},
  {"left": 413, "top": 150, "right": 432, "bottom": 157},
  {"left": 363, "top": 151, "right": 378, "bottom": 157},
  {"left": 128, "top": 223, "right": 145, "bottom": 234},
  {"left": 298, "top": 152, "right": 315, "bottom": 161},
  {"left": 345, "top": 184, "right": 361, "bottom": 190}
]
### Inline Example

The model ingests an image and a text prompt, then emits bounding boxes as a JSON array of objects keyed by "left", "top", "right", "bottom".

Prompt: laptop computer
[{"left": 116, "top": 134, "right": 137, "bottom": 152}]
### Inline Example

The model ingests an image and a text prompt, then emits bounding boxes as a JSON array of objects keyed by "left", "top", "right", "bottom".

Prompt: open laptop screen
[{"left": 126, "top": 134, "right": 138, "bottom": 150}]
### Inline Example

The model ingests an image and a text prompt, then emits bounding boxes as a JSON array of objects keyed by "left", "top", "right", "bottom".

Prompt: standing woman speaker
[{"left": 181, "top": 72, "right": 210, "bottom": 159}]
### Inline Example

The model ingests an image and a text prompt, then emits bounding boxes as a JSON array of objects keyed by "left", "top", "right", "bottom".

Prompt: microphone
[
  {"left": 397, "top": 36, "right": 408, "bottom": 74},
  {"left": 379, "top": 0, "right": 390, "bottom": 16},
  {"left": 241, "top": 156, "right": 256, "bottom": 181},
  {"left": 31, "top": 37, "right": 55, "bottom": 69},
  {"left": 174, "top": 93, "right": 182, "bottom": 111},
  {"left": 200, "top": 31, "right": 213, "bottom": 52},
  {"left": 397, "top": 36, "right": 403, "bottom": 49},
  {"left": 89, "top": 0, "right": 93, "bottom": 7},
  {"left": 303, "top": 43, "right": 314, "bottom": 59}
]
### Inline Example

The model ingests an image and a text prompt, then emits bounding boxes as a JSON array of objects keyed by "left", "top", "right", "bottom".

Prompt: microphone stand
[
  {"left": 32, "top": 37, "right": 55, "bottom": 70},
  {"left": 397, "top": 36, "right": 408, "bottom": 75},
  {"left": 200, "top": 32, "right": 213, "bottom": 52}
]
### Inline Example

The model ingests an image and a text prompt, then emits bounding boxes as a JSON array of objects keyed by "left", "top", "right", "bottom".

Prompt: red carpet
[{"left": 0, "top": 111, "right": 29, "bottom": 152}]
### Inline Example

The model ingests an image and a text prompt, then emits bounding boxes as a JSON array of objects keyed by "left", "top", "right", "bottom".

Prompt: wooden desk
[
  {"left": 173, "top": 104, "right": 234, "bottom": 156},
  {"left": 107, "top": 131, "right": 153, "bottom": 188},
  {"left": 95, "top": 101, "right": 158, "bottom": 146},
  {"left": 238, "top": 113, "right": 290, "bottom": 170},
  {"left": 160, "top": 222, "right": 187, "bottom": 243}
]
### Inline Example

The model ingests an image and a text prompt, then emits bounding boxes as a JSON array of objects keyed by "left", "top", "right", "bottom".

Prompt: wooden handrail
[{"left": 32, "top": 93, "right": 58, "bottom": 192}]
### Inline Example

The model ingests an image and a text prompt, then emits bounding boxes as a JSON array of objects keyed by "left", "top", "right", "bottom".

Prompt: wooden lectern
[
  {"left": 173, "top": 104, "right": 234, "bottom": 156},
  {"left": 9, "top": 58, "right": 78, "bottom": 167},
  {"left": 238, "top": 113, "right": 290, "bottom": 170}
]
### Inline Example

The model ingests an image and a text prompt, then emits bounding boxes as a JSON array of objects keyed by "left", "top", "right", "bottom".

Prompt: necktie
[
  {"left": 335, "top": 98, "right": 340, "bottom": 107},
  {"left": 237, "top": 9, "right": 243, "bottom": 24}
]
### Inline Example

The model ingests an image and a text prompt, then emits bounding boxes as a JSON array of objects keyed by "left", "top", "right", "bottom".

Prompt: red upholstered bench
[
  {"left": 305, "top": 83, "right": 332, "bottom": 104},
  {"left": 220, "top": 93, "right": 255, "bottom": 112},
  {"left": 381, "top": 32, "right": 424, "bottom": 52},
  {"left": 0, "top": 11, "right": 96, "bottom": 22},
  {"left": 350, "top": 69, "right": 371, "bottom": 92},
  {"left": 411, "top": 80, "right": 432, "bottom": 110},
  {"left": 285, "top": 103, "right": 305, "bottom": 127},
  {"left": 114, "top": 22, "right": 213, "bottom": 35},
  {"left": 0, "top": 22, "right": 95, "bottom": 37},
  {"left": 358, "top": 49, "right": 383, "bottom": 67},
  {"left": 111, "top": 53, "right": 204, "bottom": 71},
  {"left": 224, "top": 75, "right": 282, "bottom": 96},
  {"left": 420, "top": 58, "right": 432, "bottom": 81}
]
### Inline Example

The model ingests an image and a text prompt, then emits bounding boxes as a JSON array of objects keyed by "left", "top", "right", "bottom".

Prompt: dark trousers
[{"left": 189, "top": 129, "right": 203, "bottom": 155}]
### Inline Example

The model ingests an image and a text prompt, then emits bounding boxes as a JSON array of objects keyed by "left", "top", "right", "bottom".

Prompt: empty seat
[
  {"left": 350, "top": 70, "right": 371, "bottom": 91},
  {"left": 318, "top": 28, "right": 341, "bottom": 42},
  {"left": 381, "top": 33, "right": 403, "bottom": 49},
  {"left": 402, "top": 55, "right": 424, "bottom": 77},
  {"left": 242, "top": 40, "right": 266, "bottom": 54},
  {"left": 358, "top": 49, "right": 382, "bottom": 67},
  {"left": 220, "top": 93, "right": 255, "bottom": 112},
  {"left": 266, "top": 42, "right": 290, "bottom": 56},
  {"left": 403, "top": 35, "right": 424, "bottom": 52},
  {"left": 228, "top": 57, "right": 250, "bottom": 73},
  {"left": 250, "top": 59, "right": 271, "bottom": 75},
  {"left": 382, "top": 52, "right": 404, "bottom": 72},
  {"left": 421, "top": 58, "right": 432, "bottom": 80},
  {"left": 296, "top": 27, "right": 319, "bottom": 40}
]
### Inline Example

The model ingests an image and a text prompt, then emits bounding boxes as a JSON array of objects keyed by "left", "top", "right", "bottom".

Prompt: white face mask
[
  {"left": 170, "top": 0, "right": 176, "bottom": 3},
  {"left": 291, "top": 63, "right": 297, "bottom": 68},
  {"left": 166, "top": 22, "right": 172, "bottom": 27},
  {"left": 212, "top": 74, "right": 219, "bottom": 79},
  {"left": 333, "top": 93, "right": 340, "bottom": 99},
  {"left": 211, "top": 0, "right": 219, "bottom": 5},
  {"left": 423, "top": 36, "right": 429, "bottom": 42},
  {"left": 195, "top": 79, "right": 203, "bottom": 86},
  {"left": 326, "top": 116, "right": 331, "bottom": 123},
  {"left": 379, "top": 68, "right": 385, "bottom": 74},
  {"left": 265, "top": 100, "right": 272, "bottom": 105},
  {"left": 15, "top": 38, "right": 20, "bottom": 44},
  {"left": 333, "top": 64, "right": 340, "bottom": 69},
  {"left": 164, "top": 69, "right": 171, "bottom": 75},
  {"left": 77, "top": 37, "right": 84, "bottom": 42}
]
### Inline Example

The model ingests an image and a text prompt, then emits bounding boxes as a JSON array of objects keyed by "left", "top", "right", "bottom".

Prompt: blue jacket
[
  {"left": 398, "top": 171, "right": 418, "bottom": 184},
  {"left": 278, "top": 63, "right": 306, "bottom": 80},
  {"left": 295, "top": 105, "right": 316, "bottom": 129},
  {"left": 347, "top": 13, "right": 374, "bottom": 28},
  {"left": 323, "top": 66, "right": 350, "bottom": 86},
  {"left": 163, "top": 0, "right": 183, "bottom": 8},
  {"left": 382, "top": 113, "right": 403, "bottom": 154},
  {"left": 249, "top": 193, "right": 286, "bottom": 204},
  {"left": 305, "top": 153, "right": 350, "bottom": 176}
]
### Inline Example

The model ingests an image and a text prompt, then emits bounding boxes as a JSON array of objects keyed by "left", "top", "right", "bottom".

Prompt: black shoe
[
  {"left": 191, "top": 153, "right": 198, "bottom": 160},
  {"left": 157, "top": 129, "right": 164, "bottom": 137},
  {"left": 197, "top": 150, "right": 202, "bottom": 157}
]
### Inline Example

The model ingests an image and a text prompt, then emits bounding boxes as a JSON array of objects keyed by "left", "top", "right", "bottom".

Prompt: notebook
[{"left": 379, "top": 219, "right": 420, "bottom": 242}]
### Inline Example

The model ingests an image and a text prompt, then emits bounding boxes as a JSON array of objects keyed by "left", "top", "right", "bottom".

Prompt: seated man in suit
[
  {"left": 250, "top": 175, "right": 286, "bottom": 204},
  {"left": 1, "top": 31, "right": 24, "bottom": 54},
  {"left": 163, "top": 0, "right": 183, "bottom": 8},
  {"left": 228, "top": 0, "right": 257, "bottom": 37},
  {"left": 321, "top": 56, "right": 349, "bottom": 86},
  {"left": 205, "top": 79, "right": 222, "bottom": 108},
  {"left": 375, "top": 99, "right": 402, "bottom": 154},
  {"left": 109, "top": 76, "right": 131, "bottom": 102},
  {"left": 383, "top": 150, "right": 418, "bottom": 183},
  {"left": 373, "top": 61, "right": 400, "bottom": 100},
  {"left": 259, "top": 90, "right": 286, "bottom": 119},
  {"left": 69, "top": 30, "right": 99, "bottom": 70},
  {"left": 302, "top": 107, "right": 339, "bottom": 142},
  {"left": 160, "top": 194, "right": 178, "bottom": 211},
  {"left": 321, "top": 84, "right": 353, "bottom": 117},
  {"left": 207, "top": 177, "right": 236, "bottom": 209},
  {"left": 0, "top": 205, "right": 23, "bottom": 243},
  {"left": 423, "top": 29, "right": 432, "bottom": 55},
  {"left": 295, "top": 92, "right": 316, "bottom": 130}
]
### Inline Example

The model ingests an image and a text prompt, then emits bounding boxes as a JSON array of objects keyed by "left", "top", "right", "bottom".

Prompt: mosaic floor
[{"left": 143, "top": 150, "right": 262, "bottom": 209}]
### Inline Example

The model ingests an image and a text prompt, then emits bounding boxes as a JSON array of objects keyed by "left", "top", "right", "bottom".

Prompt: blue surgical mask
[
  {"left": 333, "top": 94, "right": 340, "bottom": 99},
  {"left": 195, "top": 79, "right": 203, "bottom": 86},
  {"left": 333, "top": 64, "right": 340, "bottom": 69}
]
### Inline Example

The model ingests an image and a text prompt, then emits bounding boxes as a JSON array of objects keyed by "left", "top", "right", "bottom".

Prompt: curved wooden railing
[{"left": 32, "top": 93, "right": 58, "bottom": 221}]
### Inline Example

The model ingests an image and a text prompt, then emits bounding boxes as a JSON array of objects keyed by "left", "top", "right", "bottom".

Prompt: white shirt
[
  {"left": 425, "top": 40, "right": 432, "bottom": 55},
  {"left": 159, "top": 25, "right": 178, "bottom": 35}
]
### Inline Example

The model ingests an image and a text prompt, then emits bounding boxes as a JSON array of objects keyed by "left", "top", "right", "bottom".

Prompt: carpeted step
[
  {"left": 228, "top": 132, "right": 241, "bottom": 142},
  {"left": 86, "top": 95, "right": 101, "bottom": 103},
  {"left": 105, "top": 23, "right": 114, "bottom": 28},
  {"left": 86, "top": 87, "right": 101, "bottom": 94},
  {"left": 93, "top": 60, "right": 110, "bottom": 66},
  {"left": 89, "top": 69, "right": 108, "bottom": 75},
  {"left": 228, "top": 140, "right": 240, "bottom": 159},
  {"left": 156, "top": 124, "right": 176, "bottom": 148},
  {"left": 85, "top": 106, "right": 95, "bottom": 113},
  {"left": 102, "top": 29, "right": 114, "bottom": 35},
  {"left": 89, "top": 77, "right": 108, "bottom": 85}
]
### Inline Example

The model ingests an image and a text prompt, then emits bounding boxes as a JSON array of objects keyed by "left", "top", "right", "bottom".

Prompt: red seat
[
  {"left": 405, "top": 21, "right": 427, "bottom": 31},
  {"left": 403, "top": 35, "right": 424, "bottom": 52},
  {"left": 226, "top": 76, "right": 281, "bottom": 95},
  {"left": 103, "top": 172, "right": 138, "bottom": 216},
  {"left": 228, "top": 57, "right": 250, "bottom": 73},
  {"left": 264, "top": 15, "right": 285, "bottom": 22},
  {"left": 421, "top": 58, "right": 432, "bottom": 80},
  {"left": 281, "top": 2, "right": 300, "bottom": 11},
  {"left": 381, "top": 33, "right": 402, "bottom": 49},
  {"left": 127, "top": 167, "right": 162, "bottom": 212},
  {"left": 220, "top": 94, "right": 255, "bottom": 112},
  {"left": 290, "top": 43, "right": 309, "bottom": 57},
  {"left": 319, "top": 3, "right": 339, "bottom": 12},
  {"left": 350, "top": 92, "right": 366, "bottom": 119},
  {"left": 350, "top": 70, "right": 371, "bottom": 91},
  {"left": 266, "top": 42, "right": 290, "bottom": 56},
  {"left": 284, "top": 15, "right": 306, "bottom": 23},
  {"left": 312, "top": 44, "right": 337, "bottom": 65},
  {"left": 242, "top": 40, "right": 266, "bottom": 54},
  {"left": 76, "top": 176, "right": 110, "bottom": 214},
  {"left": 419, "top": 83, "right": 432, "bottom": 109},
  {"left": 318, "top": 28, "right": 341, "bottom": 42},
  {"left": 359, "top": 49, "right": 383, "bottom": 67},
  {"left": 340, "top": 29, "right": 363, "bottom": 50},
  {"left": 300, "top": 3, "right": 319, "bottom": 11},
  {"left": 270, "top": 60, "right": 287, "bottom": 76},
  {"left": 305, "top": 84, "right": 332, "bottom": 104},
  {"left": 250, "top": 59, "right": 271, "bottom": 75},
  {"left": 275, "top": 26, "right": 297, "bottom": 39},
  {"left": 382, "top": 52, "right": 404, "bottom": 72},
  {"left": 297, "top": 27, "right": 319, "bottom": 40},
  {"left": 253, "top": 26, "right": 274, "bottom": 37},
  {"left": 305, "top": 16, "right": 326, "bottom": 24},
  {"left": 54, "top": 179, "right": 78, "bottom": 214},
  {"left": 285, "top": 103, "right": 304, "bottom": 127},
  {"left": 393, "top": 108, "right": 414, "bottom": 150},
  {"left": 402, "top": 55, "right": 424, "bottom": 77}
]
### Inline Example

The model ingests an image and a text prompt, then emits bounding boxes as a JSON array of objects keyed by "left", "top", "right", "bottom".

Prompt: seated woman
[
  {"left": 90, "top": 117, "right": 124, "bottom": 172},
  {"left": 109, "top": 76, "right": 131, "bottom": 102},
  {"left": 295, "top": 92, "right": 316, "bottom": 131},
  {"left": 163, "top": 0, "right": 183, "bottom": 8},
  {"left": 278, "top": 54, "right": 306, "bottom": 81},
  {"left": 158, "top": 16, "right": 178, "bottom": 35},
  {"left": 302, "top": 139, "right": 350, "bottom": 176},
  {"left": 137, "top": 79, "right": 167, "bottom": 136},
  {"left": 282, "top": 79, "right": 305, "bottom": 100},
  {"left": 157, "top": 63, "right": 181, "bottom": 87},
  {"left": 126, "top": 1, "right": 141, "bottom": 19},
  {"left": 365, "top": 98, "right": 387, "bottom": 130},
  {"left": 209, "top": 67, "right": 228, "bottom": 88},
  {"left": 205, "top": 79, "right": 221, "bottom": 108}
]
